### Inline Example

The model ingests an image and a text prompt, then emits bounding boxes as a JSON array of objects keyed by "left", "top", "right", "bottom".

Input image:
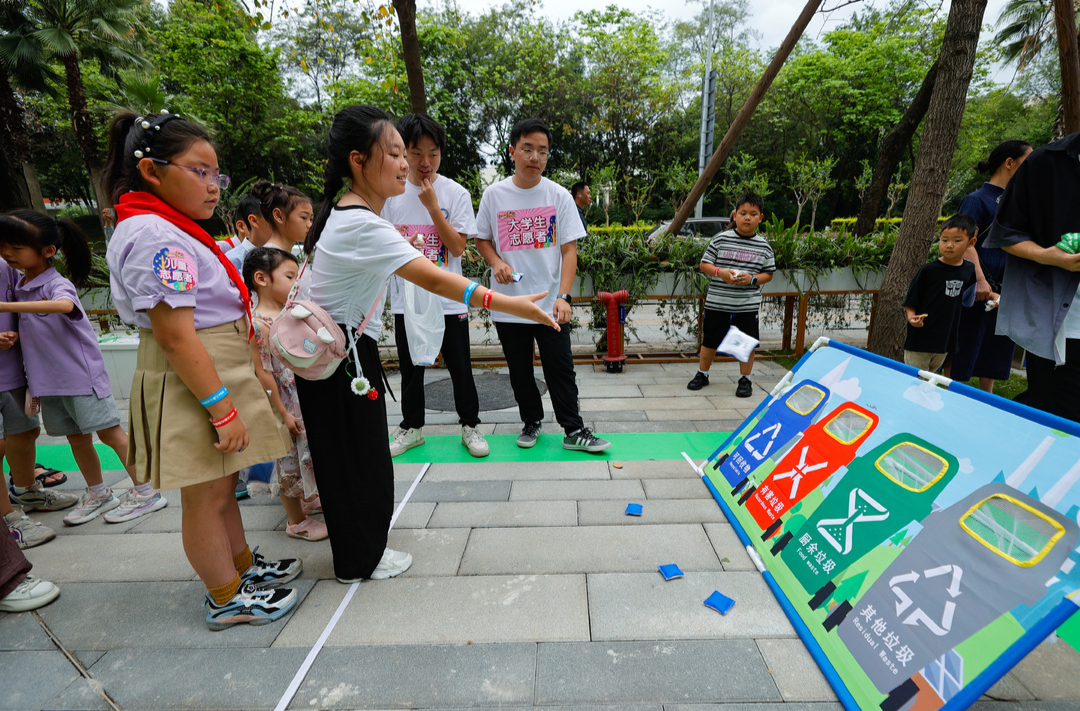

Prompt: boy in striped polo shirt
[{"left": 687, "top": 193, "right": 775, "bottom": 397}]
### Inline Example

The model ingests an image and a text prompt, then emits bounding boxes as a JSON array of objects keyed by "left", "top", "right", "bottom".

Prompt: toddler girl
[{"left": 242, "top": 246, "right": 326, "bottom": 541}]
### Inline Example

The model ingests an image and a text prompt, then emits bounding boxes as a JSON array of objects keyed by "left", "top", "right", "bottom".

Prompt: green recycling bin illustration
[{"left": 837, "top": 482, "right": 1078, "bottom": 711}]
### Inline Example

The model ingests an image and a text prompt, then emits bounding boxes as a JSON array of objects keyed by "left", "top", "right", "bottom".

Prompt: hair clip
[
  {"left": 141, "top": 120, "right": 151, "bottom": 129},
  {"left": 134, "top": 150, "right": 144, "bottom": 158},
  {"left": 160, "top": 109, "right": 169, "bottom": 115}
]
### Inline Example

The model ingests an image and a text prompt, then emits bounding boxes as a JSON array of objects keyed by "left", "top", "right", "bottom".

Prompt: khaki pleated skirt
[{"left": 128, "top": 318, "right": 291, "bottom": 490}]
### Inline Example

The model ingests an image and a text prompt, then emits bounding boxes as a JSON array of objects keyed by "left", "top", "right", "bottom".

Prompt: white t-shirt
[
  {"left": 381, "top": 175, "right": 477, "bottom": 316},
  {"left": 475, "top": 176, "right": 585, "bottom": 324},
  {"left": 309, "top": 206, "right": 424, "bottom": 341}
]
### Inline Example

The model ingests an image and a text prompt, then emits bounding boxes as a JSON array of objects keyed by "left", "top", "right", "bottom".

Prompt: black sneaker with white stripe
[
  {"left": 240, "top": 546, "right": 302, "bottom": 589},
  {"left": 563, "top": 428, "right": 611, "bottom": 453}
]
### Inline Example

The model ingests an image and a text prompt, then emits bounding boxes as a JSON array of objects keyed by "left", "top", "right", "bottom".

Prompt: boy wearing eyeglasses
[{"left": 475, "top": 118, "right": 610, "bottom": 453}]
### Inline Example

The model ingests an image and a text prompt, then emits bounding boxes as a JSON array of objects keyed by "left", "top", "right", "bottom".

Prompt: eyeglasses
[
  {"left": 516, "top": 147, "right": 550, "bottom": 162},
  {"left": 149, "top": 158, "right": 231, "bottom": 190}
]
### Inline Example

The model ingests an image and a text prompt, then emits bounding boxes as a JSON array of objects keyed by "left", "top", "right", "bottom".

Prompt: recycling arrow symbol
[
  {"left": 889, "top": 564, "right": 963, "bottom": 636},
  {"left": 745, "top": 423, "right": 782, "bottom": 461}
]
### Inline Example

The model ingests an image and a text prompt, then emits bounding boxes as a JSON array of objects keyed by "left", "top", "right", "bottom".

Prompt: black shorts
[{"left": 702, "top": 309, "right": 759, "bottom": 350}]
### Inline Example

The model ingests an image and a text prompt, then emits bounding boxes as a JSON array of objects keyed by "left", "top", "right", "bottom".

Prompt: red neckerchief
[{"left": 115, "top": 192, "right": 253, "bottom": 339}]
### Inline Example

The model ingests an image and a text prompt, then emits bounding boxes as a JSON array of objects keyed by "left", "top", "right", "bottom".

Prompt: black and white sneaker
[
  {"left": 563, "top": 428, "right": 611, "bottom": 453},
  {"left": 687, "top": 372, "right": 710, "bottom": 391},
  {"left": 204, "top": 582, "right": 297, "bottom": 631},
  {"left": 736, "top": 375, "right": 753, "bottom": 398},
  {"left": 240, "top": 547, "right": 302, "bottom": 589},
  {"left": 517, "top": 422, "right": 542, "bottom": 449}
]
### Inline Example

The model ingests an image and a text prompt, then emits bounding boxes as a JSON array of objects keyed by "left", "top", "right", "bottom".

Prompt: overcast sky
[{"left": 438, "top": 0, "right": 1014, "bottom": 80}]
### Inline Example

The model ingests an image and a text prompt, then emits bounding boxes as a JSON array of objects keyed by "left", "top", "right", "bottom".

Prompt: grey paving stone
[
  {"left": 295, "top": 643, "right": 537, "bottom": 709},
  {"left": 509, "top": 480, "right": 645, "bottom": 501},
  {"left": 428, "top": 501, "right": 578, "bottom": 528},
  {"left": 587, "top": 421, "right": 695, "bottom": 433},
  {"left": 24, "top": 533, "right": 195, "bottom": 583},
  {"left": 1009, "top": 640, "right": 1080, "bottom": 699},
  {"left": 278, "top": 574, "right": 587, "bottom": 647},
  {"left": 588, "top": 572, "right": 794, "bottom": 640},
  {"left": 983, "top": 671, "right": 1036, "bottom": 702},
  {"left": 578, "top": 385, "right": 644, "bottom": 398},
  {"left": 667, "top": 704, "right": 843, "bottom": 711},
  {"left": 578, "top": 499, "right": 728, "bottom": 526},
  {"left": 459, "top": 524, "right": 721, "bottom": 575},
  {"left": 647, "top": 409, "right": 747, "bottom": 422},
  {"left": 756, "top": 638, "right": 837, "bottom": 701},
  {"left": 0, "top": 607, "right": 53, "bottom": 650},
  {"left": 643, "top": 478, "right": 712, "bottom": 500},
  {"left": 125, "top": 503, "right": 286, "bottom": 534},
  {"left": 29, "top": 506, "right": 145, "bottom": 537},
  {"left": 35, "top": 580, "right": 313, "bottom": 650},
  {"left": 535, "top": 640, "right": 781, "bottom": 704},
  {"left": 0, "top": 651, "right": 82, "bottom": 711},
  {"left": 703, "top": 523, "right": 757, "bottom": 572},
  {"left": 694, "top": 420, "right": 747, "bottom": 433},
  {"left": 397, "top": 480, "right": 511, "bottom": 503},
  {"left": 608, "top": 460, "right": 696, "bottom": 479},
  {"left": 425, "top": 460, "right": 610, "bottom": 483},
  {"left": 582, "top": 396, "right": 716, "bottom": 412},
  {"left": 73, "top": 650, "right": 105, "bottom": 668},
  {"left": 639, "top": 383, "right": 741, "bottom": 398},
  {"left": 90, "top": 648, "right": 307, "bottom": 710},
  {"left": 245, "top": 529, "right": 335, "bottom": 580},
  {"left": 40, "top": 678, "right": 111, "bottom": 711},
  {"left": 585, "top": 409, "right": 651, "bottom": 422},
  {"left": 390, "top": 501, "right": 435, "bottom": 529},
  {"left": 393, "top": 460, "right": 429, "bottom": 482}
]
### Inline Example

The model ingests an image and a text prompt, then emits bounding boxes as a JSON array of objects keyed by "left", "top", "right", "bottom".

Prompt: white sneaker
[
  {"left": 461, "top": 425, "right": 490, "bottom": 458},
  {"left": 4, "top": 508, "right": 55, "bottom": 550},
  {"left": 103, "top": 488, "right": 167, "bottom": 523},
  {"left": 0, "top": 575, "right": 60, "bottom": 612},
  {"left": 62, "top": 488, "right": 120, "bottom": 526},
  {"left": 370, "top": 547, "right": 412, "bottom": 580},
  {"left": 389, "top": 427, "right": 424, "bottom": 457}
]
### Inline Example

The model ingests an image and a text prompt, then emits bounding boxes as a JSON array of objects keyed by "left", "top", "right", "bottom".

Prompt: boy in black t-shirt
[{"left": 903, "top": 214, "right": 980, "bottom": 372}]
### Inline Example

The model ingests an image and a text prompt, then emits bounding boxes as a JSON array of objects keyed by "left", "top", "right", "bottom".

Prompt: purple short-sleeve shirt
[
  {"left": 15, "top": 268, "right": 111, "bottom": 399},
  {"left": 106, "top": 214, "right": 246, "bottom": 330},
  {"left": 0, "top": 262, "right": 26, "bottom": 392}
]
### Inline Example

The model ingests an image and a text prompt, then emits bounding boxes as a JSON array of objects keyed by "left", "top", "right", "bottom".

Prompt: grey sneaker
[
  {"left": 4, "top": 508, "right": 55, "bottom": 550},
  {"left": 516, "top": 422, "right": 542, "bottom": 449},
  {"left": 461, "top": 425, "right": 490, "bottom": 457},
  {"left": 563, "top": 428, "right": 611, "bottom": 453},
  {"left": 389, "top": 427, "right": 424, "bottom": 457},
  {"left": 62, "top": 488, "right": 120, "bottom": 526},
  {"left": 9, "top": 482, "right": 78, "bottom": 512},
  {"left": 103, "top": 488, "right": 167, "bottom": 523}
]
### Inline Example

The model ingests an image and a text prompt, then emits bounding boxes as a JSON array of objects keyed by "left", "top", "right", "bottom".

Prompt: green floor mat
[
  {"left": 1060, "top": 613, "right": 1080, "bottom": 655},
  {"left": 32, "top": 432, "right": 732, "bottom": 471}
]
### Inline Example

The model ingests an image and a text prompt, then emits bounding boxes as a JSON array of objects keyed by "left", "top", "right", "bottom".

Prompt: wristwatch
[
  {"left": 750, "top": 276, "right": 758, "bottom": 287},
  {"left": 556, "top": 293, "right": 573, "bottom": 303}
]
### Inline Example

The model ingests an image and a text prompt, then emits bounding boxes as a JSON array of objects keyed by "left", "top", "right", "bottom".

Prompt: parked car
[{"left": 645, "top": 216, "right": 730, "bottom": 242}]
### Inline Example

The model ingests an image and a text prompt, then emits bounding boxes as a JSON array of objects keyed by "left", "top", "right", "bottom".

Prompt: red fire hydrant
[{"left": 598, "top": 290, "right": 629, "bottom": 373}]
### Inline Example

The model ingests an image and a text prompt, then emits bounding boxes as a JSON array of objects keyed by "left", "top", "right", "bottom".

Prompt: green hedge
[{"left": 829, "top": 216, "right": 949, "bottom": 231}]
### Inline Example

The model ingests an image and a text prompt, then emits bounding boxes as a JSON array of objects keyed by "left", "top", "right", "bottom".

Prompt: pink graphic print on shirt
[
  {"left": 496, "top": 206, "right": 557, "bottom": 252},
  {"left": 396, "top": 224, "right": 448, "bottom": 266}
]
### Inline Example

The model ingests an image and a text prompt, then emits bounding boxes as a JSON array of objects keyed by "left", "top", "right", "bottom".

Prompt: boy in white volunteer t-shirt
[
  {"left": 381, "top": 114, "right": 488, "bottom": 459},
  {"left": 475, "top": 118, "right": 611, "bottom": 453}
]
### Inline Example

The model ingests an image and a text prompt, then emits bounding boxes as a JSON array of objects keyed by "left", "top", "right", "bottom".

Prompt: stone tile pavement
[{"left": 6, "top": 360, "right": 1080, "bottom": 710}]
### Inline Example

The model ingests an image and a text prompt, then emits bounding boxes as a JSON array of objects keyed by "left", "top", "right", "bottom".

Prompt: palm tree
[
  {"left": 994, "top": 0, "right": 1061, "bottom": 71},
  {"left": 18, "top": 0, "right": 149, "bottom": 216},
  {"left": 0, "top": 4, "right": 59, "bottom": 212}
]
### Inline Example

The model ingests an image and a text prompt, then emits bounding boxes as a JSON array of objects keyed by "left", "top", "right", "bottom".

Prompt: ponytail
[
  {"left": 0, "top": 210, "right": 93, "bottom": 287},
  {"left": 104, "top": 111, "right": 212, "bottom": 206},
  {"left": 305, "top": 105, "right": 395, "bottom": 255},
  {"left": 251, "top": 181, "right": 312, "bottom": 233},
  {"left": 975, "top": 140, "right": 1032, "bottom": 175}
]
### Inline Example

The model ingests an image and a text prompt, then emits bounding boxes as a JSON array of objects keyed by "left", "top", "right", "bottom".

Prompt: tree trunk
[
  {"left": 854, "top": 61, "right": 939, "bottom": 237},
  {"left": 794, "top": 201, "right": 804, "bottom": 228},
  {"left": 395, "top": 0, "right": 427, "bottom": 114},
  {"left": 1055, "top": 0, "right": 1080, "bottom": 134},
  {"left": 866, "top": 0, "right": 988, "bottom": 360},
  {"left": 0, "top": 70, "right": 45, "bottom": 212},
  {"left": 668, "top": 0, "right": 826, "bottom": 235},
  {"left": 61, "top": 53, "right": 109, "bottom": 217}
]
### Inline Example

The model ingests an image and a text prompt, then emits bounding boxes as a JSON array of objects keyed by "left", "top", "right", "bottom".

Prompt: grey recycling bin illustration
[{"left": 837, "top": 482, "right": 1078, "bottom": 711}]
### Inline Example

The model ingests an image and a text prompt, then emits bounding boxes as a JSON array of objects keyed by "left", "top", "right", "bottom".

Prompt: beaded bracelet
[
  {"left": 462, "top": 281, "right": 479, "bottom": 306},
  {"left": 200, "top": 386, "right": 228, "bottom": 408},
  {"left": 482, "top": 290, "right": 493, "bottom": 309},
  {"left": 210, "top": 408, "right": 238, "bottom": 428}
]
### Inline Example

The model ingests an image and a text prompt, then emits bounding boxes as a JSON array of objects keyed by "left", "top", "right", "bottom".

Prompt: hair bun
[{"left": 975, "top": 159, "right": 991, "bottom": 173}]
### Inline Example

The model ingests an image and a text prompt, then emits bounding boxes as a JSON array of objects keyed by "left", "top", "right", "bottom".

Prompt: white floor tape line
[{"left": 272, "top": 461, "right": 431, "bottom": 711}]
